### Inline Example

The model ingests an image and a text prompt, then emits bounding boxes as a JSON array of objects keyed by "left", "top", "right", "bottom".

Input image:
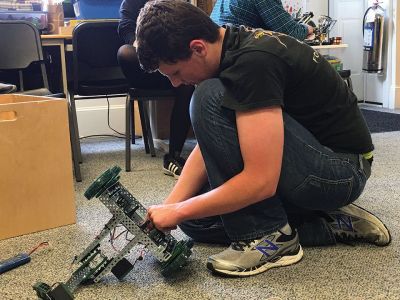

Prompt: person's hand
[
  {"left": 147, "top": 203, "right": 184, "bottom": 232},
  {"left": 305, "top": 25, "right": 315, "bottom": 40}
]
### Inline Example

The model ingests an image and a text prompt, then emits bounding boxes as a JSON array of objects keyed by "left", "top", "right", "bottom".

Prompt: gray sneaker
[
  {"left": 327, "top": 203, "right": 391, "bottom": 246},
  {"left": 206, "top": 224, "right": 303, "bottom": 277}
]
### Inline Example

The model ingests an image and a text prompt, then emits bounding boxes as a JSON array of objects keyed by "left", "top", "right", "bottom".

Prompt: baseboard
[
  {"left": 76, "top": 104, "right": 126, "bottom": 138},
  {"left": 73, "top": 95, "right": 148, "bottom": 138}
]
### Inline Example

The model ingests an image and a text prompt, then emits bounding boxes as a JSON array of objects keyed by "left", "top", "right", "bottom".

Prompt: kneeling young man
[{"left": 136, "top": 0, "right": 391, "bottom": 277}]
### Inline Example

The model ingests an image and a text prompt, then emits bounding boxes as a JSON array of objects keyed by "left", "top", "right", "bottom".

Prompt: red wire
[{"left": 28, "top": 242, "right": 49, "bottom": 256}]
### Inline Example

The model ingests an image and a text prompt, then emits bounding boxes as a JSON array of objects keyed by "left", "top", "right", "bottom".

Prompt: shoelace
[{"left": 231, "top": 240, "right": 256, "bottom": 251}]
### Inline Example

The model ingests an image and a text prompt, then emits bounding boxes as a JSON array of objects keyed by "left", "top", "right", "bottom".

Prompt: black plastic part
[
  {"left": 111, "top": 258, "right": 134, "bottom": 280},
  {"left": 33, "top": 282, "right": 52, "bottom": 299},
  {"left": 48, "top": 283, "right": 74, "bottom": 300},
  {"left": 138, "top": 220, "right": 150, "bottom": 230},
  {"left": 161, "top": 239, "right": 194, "bottom": 276}
]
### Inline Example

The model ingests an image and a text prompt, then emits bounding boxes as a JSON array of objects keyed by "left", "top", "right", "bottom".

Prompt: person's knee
[
  {"left": 190, "top": 78, "right": 225, "bottom": 128},
  {"left": 117, "top": 44, "right": 139, "bottom": 66}
]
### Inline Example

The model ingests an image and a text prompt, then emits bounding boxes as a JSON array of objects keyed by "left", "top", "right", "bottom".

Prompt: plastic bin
[{"left": 73, "top": 0, "right": 122, "bottom": 19}]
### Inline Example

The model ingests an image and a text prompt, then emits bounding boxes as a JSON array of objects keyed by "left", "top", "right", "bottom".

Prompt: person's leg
[
  {"left": 276, "top": 111, "right": 390, "bottom": 246},
  {"left": 163, "top": 85, "right": 194, "bottom": 179},
  {"left": 179, "top": 216, "right": 230, "bottom": 245},
  {"left": 190, "top": 79, "right": 302, "bottom": 276},
  {"left": 169, "top": 85, "right": 193, "bottom": 158},
  {"left": 117, "top": 44, "right": 170, "bottom": 89},
  {"left": 118, "top": 45, "right": 193, "bottom": 179},
  {"left": 185, "top": 79, "right": 389, "bottom": 251},
  {"left": 191, "top": 79, "right": 289, "bottom": 240}
]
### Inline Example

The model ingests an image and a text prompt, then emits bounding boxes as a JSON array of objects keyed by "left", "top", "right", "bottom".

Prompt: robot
[
  {"left": 33, "top": 166, "right": 193, "bottom": 300},
  {"left": 297, "top": 12, "right": 337, "bottom": 45}
]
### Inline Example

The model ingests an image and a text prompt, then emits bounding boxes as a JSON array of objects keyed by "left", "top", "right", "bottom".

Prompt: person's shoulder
[{"left": 121, "top": 0, "right": 147, "bottom": 12}]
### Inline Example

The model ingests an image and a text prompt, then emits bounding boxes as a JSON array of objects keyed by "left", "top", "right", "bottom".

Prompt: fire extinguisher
[{"left": 362, "top": 1, "right": 385, "bottom": 73}]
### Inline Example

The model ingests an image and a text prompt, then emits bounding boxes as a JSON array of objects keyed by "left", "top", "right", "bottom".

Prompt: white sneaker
[
  {"left": 206, "top": 224, "right": 303, "bottom": 277},
  {"left": 327, "top": 203, "right": 391, "bottom": 246}
]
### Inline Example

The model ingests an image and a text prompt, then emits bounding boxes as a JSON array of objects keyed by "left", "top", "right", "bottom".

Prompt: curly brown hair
[{"left": 136, "top": 0, "right": 220, "bottom": 72}]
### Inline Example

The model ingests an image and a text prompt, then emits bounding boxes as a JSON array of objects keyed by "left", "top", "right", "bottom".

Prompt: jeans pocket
[{"left": 292, "top": 175, "right": 353, "bottom": 211}]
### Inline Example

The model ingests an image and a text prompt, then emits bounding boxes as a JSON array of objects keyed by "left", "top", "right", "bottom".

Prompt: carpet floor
[
  {"left": 361, "top": 108, "right": 400, "bottom": 133},
  {"left": 0, "top": 132, "right": 399, "bottom": 300}
]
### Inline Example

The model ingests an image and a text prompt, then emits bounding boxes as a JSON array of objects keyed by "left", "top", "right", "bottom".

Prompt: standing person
[
  {"left": 211, "top": 0, "right": 314, "bottom": 40},
  {"left": 117, "top": 0, "right": 194, "bottom": 179},
  {"left": 136, "top": 0, "right": 391, "bottom": 277}
]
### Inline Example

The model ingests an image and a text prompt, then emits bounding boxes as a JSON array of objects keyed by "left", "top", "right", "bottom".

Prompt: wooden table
[
  {"left": 41, "top": 34, "right": 72, "bottom": 96},
  {"left": 311, "top": 44, "right": 348, "bottom": 50},
  {"left": 39, "top": 33, "right": 348, "bottom": 97}
]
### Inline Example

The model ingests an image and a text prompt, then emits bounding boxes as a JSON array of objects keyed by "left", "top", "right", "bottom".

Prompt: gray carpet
[
  {"left": 1, "top": 133, "right": 399, "bottom": 300},
  {"left": 361, "top": 109, "right": 400, "bottom": 133}
]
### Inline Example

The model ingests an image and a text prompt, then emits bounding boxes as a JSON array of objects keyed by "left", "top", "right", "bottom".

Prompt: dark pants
[
  {"left": 179, "top": 79, "right": 371, "bottom": 246},
  {"left": 117, "top": 44, "right": 193, "bottom": 156}
]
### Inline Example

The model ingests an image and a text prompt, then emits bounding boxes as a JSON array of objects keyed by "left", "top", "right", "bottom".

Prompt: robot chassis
[{"left": 33, "top": 166, "right": 193, "bottom": 300}]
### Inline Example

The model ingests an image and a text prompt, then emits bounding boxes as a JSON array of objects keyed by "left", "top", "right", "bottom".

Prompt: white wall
[
  {"left": 76, "top": 0, "right": 399, "bottom": 137},
  {"left": 328, "top": 0, "right": 396, "bottom": 108},
  {"left": 75, "top": 97, "right": 126, "bottom": 138},
  {"left": 306, "top": 0, "right": 328, "bottom": 17}
]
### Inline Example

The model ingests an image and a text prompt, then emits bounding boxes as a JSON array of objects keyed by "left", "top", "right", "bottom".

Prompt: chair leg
[
  {"left": 141, "top": 101, "right": 156, "bottom": 157},
  {"left": 347, "top": 77, "right": 353, "bottom": 92},
  {"left": 68, "top": 91, "right": 82, "bottom": 163},
  {"left": 68, "top": 102, "right": 82, "bottom": 182},
  {"left": 125, "top": 95, "right": 132, "bottom": 172},
  {"left": 131, "top": 98, "right": 136, "bottom": 145},
  {"left": 138, "top": 101, "right": 150, "bottom": 154}
]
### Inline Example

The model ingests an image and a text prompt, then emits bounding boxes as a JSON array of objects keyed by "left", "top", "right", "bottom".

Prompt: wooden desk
[
  {"left": 39, "top": 34, "right": 348, "bottom": 97},
  {"left": 311, "top": 44, "right": 348, "bottom": 50},
  {"left": 41, "top": 34, "right": 72, "bottom": 96}
]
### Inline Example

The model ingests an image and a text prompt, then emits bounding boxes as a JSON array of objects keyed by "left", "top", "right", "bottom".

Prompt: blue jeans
[{"left": 179, "top": 79, "right": 371, "bottom": 246}]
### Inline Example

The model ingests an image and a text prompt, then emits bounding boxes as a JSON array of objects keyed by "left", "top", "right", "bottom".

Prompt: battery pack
[{"left": 0, "top": 253, "right": 31, "bottom": 274}]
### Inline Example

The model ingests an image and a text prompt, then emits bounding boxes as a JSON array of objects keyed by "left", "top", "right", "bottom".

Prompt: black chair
[
  {"left": 125, "top": 88, "right": 176, "bottom": 171},
  {"left": 0, "top": 20, "right": 53, "bottom": 96},
  {"left": 71, "top": 21, "right": 176, "bottom": 177},
  {"left": 69, "top": 21, "right": 130, "bottom": 181},
  {"left": 0, "top": 21, "right": 76, "bottom": 179},
  {"left": 338, "top": 69, "right": 353, "bottom": 91}
]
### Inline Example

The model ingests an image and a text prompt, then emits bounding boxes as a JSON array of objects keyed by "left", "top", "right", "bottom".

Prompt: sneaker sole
[
  {"left": 162, "top": 167, "right": 180, "bottom": 179},
  {"left": 340, "top": 204, "right": 391, "bottom": 246},
  {"left": 207, "top": 245, "right": 303, "bottom": 277}
]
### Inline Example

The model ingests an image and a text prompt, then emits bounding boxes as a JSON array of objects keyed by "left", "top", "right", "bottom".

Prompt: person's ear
[{"left": 189, "top": 40, "right": 207, "bottom": 57}]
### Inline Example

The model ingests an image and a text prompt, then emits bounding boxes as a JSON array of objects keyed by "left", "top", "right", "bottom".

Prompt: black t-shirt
[{"left": 219, "top": 25, "right": 373, "bottom": 154}]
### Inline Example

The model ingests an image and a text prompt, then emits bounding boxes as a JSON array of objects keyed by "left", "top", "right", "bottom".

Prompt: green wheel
[
  {"left": 84, "top": 166, "right": 122, "bottom": 200},
  {"left": 161, "top": 239, "right": 193, "bottom": 276},
  {"left": 33, "top": 282, "right": 52, "bottom": 299}
]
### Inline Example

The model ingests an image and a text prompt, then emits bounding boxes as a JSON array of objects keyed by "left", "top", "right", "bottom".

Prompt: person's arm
[
  {"left": 147, "top": 106, "right": 284, "bottom": 231},
  {"left": 254, "top": 0, "right": 310, "bottom": 40},
  {"left": 118, "top": 0, "right": 146, "bottom": 44}
]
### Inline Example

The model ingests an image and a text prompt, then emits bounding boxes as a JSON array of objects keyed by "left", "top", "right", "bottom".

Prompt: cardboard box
[{"left": 0, "top": 94, "right": 76, "bottom": 240}]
